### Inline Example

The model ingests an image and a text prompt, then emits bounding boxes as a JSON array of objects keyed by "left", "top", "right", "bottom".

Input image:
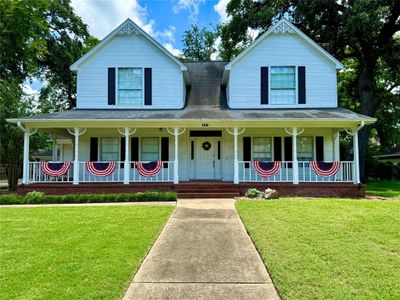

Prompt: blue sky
[
  {"left": 26, "top": 0, "right": 230, "bottom": 94},
  {"left": 71, "top": 0, "right": 229, "bottom": 54}
]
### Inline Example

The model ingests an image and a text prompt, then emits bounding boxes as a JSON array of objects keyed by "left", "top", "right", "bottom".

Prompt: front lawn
[
  {"left": 365, "top": 180, "right": 400, "bottom": 198},
  {"left": 236, "top": 199, "right": 400, "bottom": 300},
  {"left": 0, "top": 205, "right": 174, "bottom": 299}
]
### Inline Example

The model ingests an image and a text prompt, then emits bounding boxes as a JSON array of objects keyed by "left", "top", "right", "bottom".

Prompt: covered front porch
[{"left": 14, "top": 118, "right": 366, "bottom": 190}]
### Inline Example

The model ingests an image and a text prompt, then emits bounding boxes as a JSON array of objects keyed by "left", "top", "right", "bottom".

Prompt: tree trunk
[
  {"left": 358, "top": 60, "right": 378, "bottom": 182},
  {"left": 6, "top": 164, "right": 21, "bottom": 191}
]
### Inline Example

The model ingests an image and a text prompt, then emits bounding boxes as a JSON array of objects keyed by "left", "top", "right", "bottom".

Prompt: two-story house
[{"left": 8, "top": 18, "right": 375, "bottom": 197}]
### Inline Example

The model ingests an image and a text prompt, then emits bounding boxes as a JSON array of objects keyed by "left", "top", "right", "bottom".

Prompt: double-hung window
[
  {"left": 270, "top": 66, "right": 296, "bottom": 104},
  {"left": 141, "top": 137, "right": 159, "bottom": 161},
  {"left": 117, "top": 67, "right": 143, "bottom": 106},
  {"left": 100, "top": 138, "right": 119, "bottom": 161},
  {"left": 297, "top": 137, "right": 314, "bottom": 161},
  {"left": 253, "top": 137, "right": 272, "bottom": 161}
]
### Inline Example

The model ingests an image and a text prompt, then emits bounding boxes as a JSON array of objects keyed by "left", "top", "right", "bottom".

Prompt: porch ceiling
[{"left": 7, "top": 107, "right": 375, "bottom": 129}]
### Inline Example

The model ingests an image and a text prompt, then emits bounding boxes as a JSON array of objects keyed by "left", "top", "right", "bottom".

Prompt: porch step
[{"left": 177, "top": 192, "right": 240, "bottom": 199}]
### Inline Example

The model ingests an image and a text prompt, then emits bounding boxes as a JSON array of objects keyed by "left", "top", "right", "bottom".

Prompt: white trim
[
  {"left": 225, "top": 19, "right": 344, "bottom": 70},
  {"left": 70, "top": 19, "right": 187, "bottom": 71}
]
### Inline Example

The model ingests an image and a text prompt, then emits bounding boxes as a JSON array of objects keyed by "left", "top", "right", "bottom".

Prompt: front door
[{"left": 194, "top": 138, "right": 220, "bottom": 180}]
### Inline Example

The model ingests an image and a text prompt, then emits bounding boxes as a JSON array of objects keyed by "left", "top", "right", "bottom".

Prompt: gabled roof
[
  {"left": 70, "top": 19, "right": 187, "bottom": 71},
  {"left": 224, "top": 19, "right": 344, "bottom": 70}
]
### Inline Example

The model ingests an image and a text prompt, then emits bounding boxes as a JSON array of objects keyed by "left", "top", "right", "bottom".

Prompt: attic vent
[
  {"left": 272, "top": 22, "right": 295, "bottom": 34},
  {"left": 118, "top": 23, "right": 140, "bottom": 36}
]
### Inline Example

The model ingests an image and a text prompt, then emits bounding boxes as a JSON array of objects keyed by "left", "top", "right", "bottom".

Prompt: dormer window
[
  {"left": 270, "top": 66, "right": 296, "bottom": 105},
  {"left": 117, "top": 67, "right": 143, "bottom": 106}
]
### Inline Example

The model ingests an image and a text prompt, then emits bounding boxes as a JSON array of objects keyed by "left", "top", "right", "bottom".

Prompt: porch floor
[{"left": 17, "top": 181, "right": 364, "bottom": 198}]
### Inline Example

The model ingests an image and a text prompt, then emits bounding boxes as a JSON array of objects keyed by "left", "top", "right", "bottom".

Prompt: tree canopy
[{"left": 181, "top": 24, "right": 217, "bottom": 61}]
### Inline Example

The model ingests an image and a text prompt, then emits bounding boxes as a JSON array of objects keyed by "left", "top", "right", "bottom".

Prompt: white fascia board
[
  {"left": 70, "top": 19, "right": 187, "bottom": 71},
  {"left": 225, "top": 19, "right": 344, "bottom": 71}
]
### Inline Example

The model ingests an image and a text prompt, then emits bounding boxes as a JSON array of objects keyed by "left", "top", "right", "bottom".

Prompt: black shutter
[
  {"left": 274, "top": 137, "right": 282, "bottom": 161},
  {"left": 284, "top": 137, "right": 293, "bottom": 168},
  {"left": 261, "top": 67, "right": 268, "bottom": 104},
  {"left": 131, "top": 137, "right": 139, "bottom": 168},
  {"left": 191, "top": 141, "right": 194, "bottom": 160},
  {"left": 217, "top": 141, "right": 221, "bottom": 160},
  {"left": 316, "top": 136, "right": 324, "bottom": 161},
  {"left": 120, "top": 137, "right": 125, "bottom": 168},
  {"left": 90, "top": 138, "right": 98, "bottom": 161},
  {"left": 298, "top": 66, "right": 306, "bottom": 104},
  {"left": 243, "top": 137, "right": 251, "bottom": 168},
  {"left": 144, "top": 68, "right": 152, "bottom": 105},
  {"left": 108, "top": 68, "right": 116, "bottom": 105},
  {"left": 161, "top": 137, "right": 169, "bottom": 168}
]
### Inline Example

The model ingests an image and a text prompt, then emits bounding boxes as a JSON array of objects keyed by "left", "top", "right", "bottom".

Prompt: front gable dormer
[
  {"left": 224, "top": 19, "right": 343, "bottom": 109},
  {"left": 71, "top": 19, "right": 189, "bottom": 109}
]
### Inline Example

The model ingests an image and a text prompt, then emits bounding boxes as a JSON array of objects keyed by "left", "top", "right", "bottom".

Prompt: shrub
[
  {"left": 366, "top": 160, "right": 400, "bottom": 180},
  {"left": 0, "top": 190, "right": 177, "bottom": 205},
  {"left": 245, "top": 188, "right": 262, "bottom": 198}
]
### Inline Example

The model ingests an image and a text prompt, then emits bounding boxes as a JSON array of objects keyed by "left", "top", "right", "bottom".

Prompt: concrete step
[{"left": 178, "top": 192, "right": 240, "bottom": 199}]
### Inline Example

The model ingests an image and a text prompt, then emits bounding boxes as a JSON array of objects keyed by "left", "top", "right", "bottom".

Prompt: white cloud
[
  {"left": 211, "top": 36, "right": 221, "bottom": 61},
  {"left": 247, "top": 27, "right": 260, "bottom": 41},
  {"left": 164, "top": 43, "right": 182, "bottom": 57},
  {"left": 70, "top": 0, "right": 181, "bottom": 57},
  {"left": 214, "top": 0, "right": 230, "bottom": 23},
  {"left": 173, "top": 0, "right": 205, "bottom": 23}
]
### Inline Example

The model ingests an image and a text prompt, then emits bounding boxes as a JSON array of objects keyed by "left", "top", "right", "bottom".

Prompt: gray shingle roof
[{"left": 9, "top": 61, "right": 375, "bottom": 123}]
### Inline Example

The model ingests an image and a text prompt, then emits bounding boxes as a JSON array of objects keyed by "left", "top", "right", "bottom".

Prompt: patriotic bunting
[
  {"left": 253, "top": 161, "right": 281, "bottom": 178},
  {"left": 86, "top": 162, "right": 116, "bottom": 177},
  {"left": 41, "top": 162, "right": 71, "bottom": 177},
  {"left": 310, "top": 161, "right": 341, "bottom": 177},
  {"left": 136, "top": 161, "right": 162, "bottom": 177}
]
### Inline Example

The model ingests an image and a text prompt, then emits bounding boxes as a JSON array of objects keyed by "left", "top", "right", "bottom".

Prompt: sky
[
  {"left": 25, "top": 0, "right": 230, "bottom": 94},
  {"left": 70, "top": 0, "right": 230, "bottom": 55}
]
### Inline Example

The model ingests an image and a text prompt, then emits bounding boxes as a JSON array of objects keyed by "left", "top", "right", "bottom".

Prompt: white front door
[{"left": 194, "top": 138, "right": 220, "bottom": 180}]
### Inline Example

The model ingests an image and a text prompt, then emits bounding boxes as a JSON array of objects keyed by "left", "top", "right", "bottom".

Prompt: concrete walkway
[{"left": 124, "top": 199, "right": 279, "bottom": 300}]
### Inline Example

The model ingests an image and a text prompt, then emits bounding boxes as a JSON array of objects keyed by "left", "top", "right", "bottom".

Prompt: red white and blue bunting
[
  {"left": 41, "top": 161, "right": 71, "bottom": 177},
  {"left": 252, "top": 161, "right": 281, "bottom": 178},
  {"left": 136, "top": 161, "right": 162, "bottom": 177},
  {"left": 86, "top": 161, "right": 116, "bottom": 177},
  {"left": 310, "top": 161, "right": 341, "bottom": 177}
]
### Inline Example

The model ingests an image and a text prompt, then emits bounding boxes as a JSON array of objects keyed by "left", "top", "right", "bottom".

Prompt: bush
[
  {"left": 245, "top": 188, "right": 262, "bottom": 198},
  {"left": 366, "top": 160, "right": 400, "bottom": 180},
  {"left": 0, "top": 190, "right": 177, "bottom": 205}
]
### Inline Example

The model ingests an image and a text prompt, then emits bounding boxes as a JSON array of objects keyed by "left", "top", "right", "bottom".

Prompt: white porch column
[
  {"left": 233, "top": 127, "right": 239, "bottom": 184},
  {"left": 22, "top": 129, "right": 30, "bottom": 184},
  {"left": 124, "top": 128, "right": 130, "bottom": 184},
  {"left": 51, "top": 134, "right": 57, "bottom": 161},
  {"left": 353, "top": 130, "right": 360, "bottom": 184},
  {"left": 174, "top": 127, "right": 179, "bottom": 184},
  {"left": 334, "top": 131, "right": 340, "bottom": 161},
  {"left": 73, "top": 128, "right": 80, "bottom": 185},
  {"left": 292, "top": 127, "right": 299, "bottom": 184}
]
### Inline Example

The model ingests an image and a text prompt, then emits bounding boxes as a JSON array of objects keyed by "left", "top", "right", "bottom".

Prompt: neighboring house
[{"left": 7, "top": 19, "right": 375, "bottom": 197}]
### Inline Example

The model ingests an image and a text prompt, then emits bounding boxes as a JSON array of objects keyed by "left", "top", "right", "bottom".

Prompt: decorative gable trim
[
  {"left": 70, "top": 19, "right": 187, "bottom": 71},
  {"left": 224, "top": 19, "right": 344, "bottom": 70}
]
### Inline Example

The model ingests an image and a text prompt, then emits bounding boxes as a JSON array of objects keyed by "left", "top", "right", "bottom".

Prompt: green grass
[
  {"left": 236, "top": 199, "right": 400, "bottom": 300},
  {"left": 366, "top": 180, "right": 400, "bottom": 198},
  {"left": 0, "top": 206, "right": 174, "bottom": 299}
]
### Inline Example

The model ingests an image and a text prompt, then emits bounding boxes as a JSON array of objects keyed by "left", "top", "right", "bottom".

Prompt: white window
[
  {"left": 270, "top": 66, "right": 296, "bottom": 104},
  {"left": 253, "top": 137, "right": 272, "bottom": 161},
  {"left": 141, "top": 137, "right": 159, "bottom": 161},
  {"left": 297, "top": 137, "right": 314, "bottom": 161},
  {"left": 100, "top": 138, "right": 119, "bottom": 161},
  {"left": 117, "top": 67, "right": 142, "bottom": 106}
]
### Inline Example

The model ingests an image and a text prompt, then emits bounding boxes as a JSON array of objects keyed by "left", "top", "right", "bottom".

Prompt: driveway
[{"left": 123, "top": 199, "right": 279, "bottom": 299}]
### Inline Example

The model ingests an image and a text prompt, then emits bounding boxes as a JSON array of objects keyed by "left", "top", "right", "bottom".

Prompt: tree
[
  {"left": 219, "top": 0, "right": 400, "bottom": 181},
  {"left": 0, "top": 0, "right": 96, "bottom": 190},
  {"left": 182, "top": 24, "right": 217, "bottom": 61}
]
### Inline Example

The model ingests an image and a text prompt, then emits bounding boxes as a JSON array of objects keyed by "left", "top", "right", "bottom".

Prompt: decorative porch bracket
[
  {"left": 17, "top": 122, "right": 37, "bottom": 185},
  {"left": 118, "top": 128, "right": 137, "bottom": 184},
  {"left": 344, "top": 121, "right": 365, "bottom": 184},
  {"left": 167, "top": 127, "right": 186, "bottom": 184},
  {"left": 226, "top": 127, "right": 245, "bottom": 184},
  {"left": 285, "top": 127, "right": 304, "bottom": 184},
  {"left": 67, "top": 128, "right": 87, "bottom": 185}
]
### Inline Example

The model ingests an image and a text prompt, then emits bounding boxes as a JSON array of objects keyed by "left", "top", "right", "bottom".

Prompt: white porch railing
[
  {"left": 29, "top": 162, "right": 73, "bottom": 183},
  {"left": 238, "top": 161, "right": 354, "bottom": 183},
  {"left": 28, "top": 161, "right": 174, "bottom": 183}
]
